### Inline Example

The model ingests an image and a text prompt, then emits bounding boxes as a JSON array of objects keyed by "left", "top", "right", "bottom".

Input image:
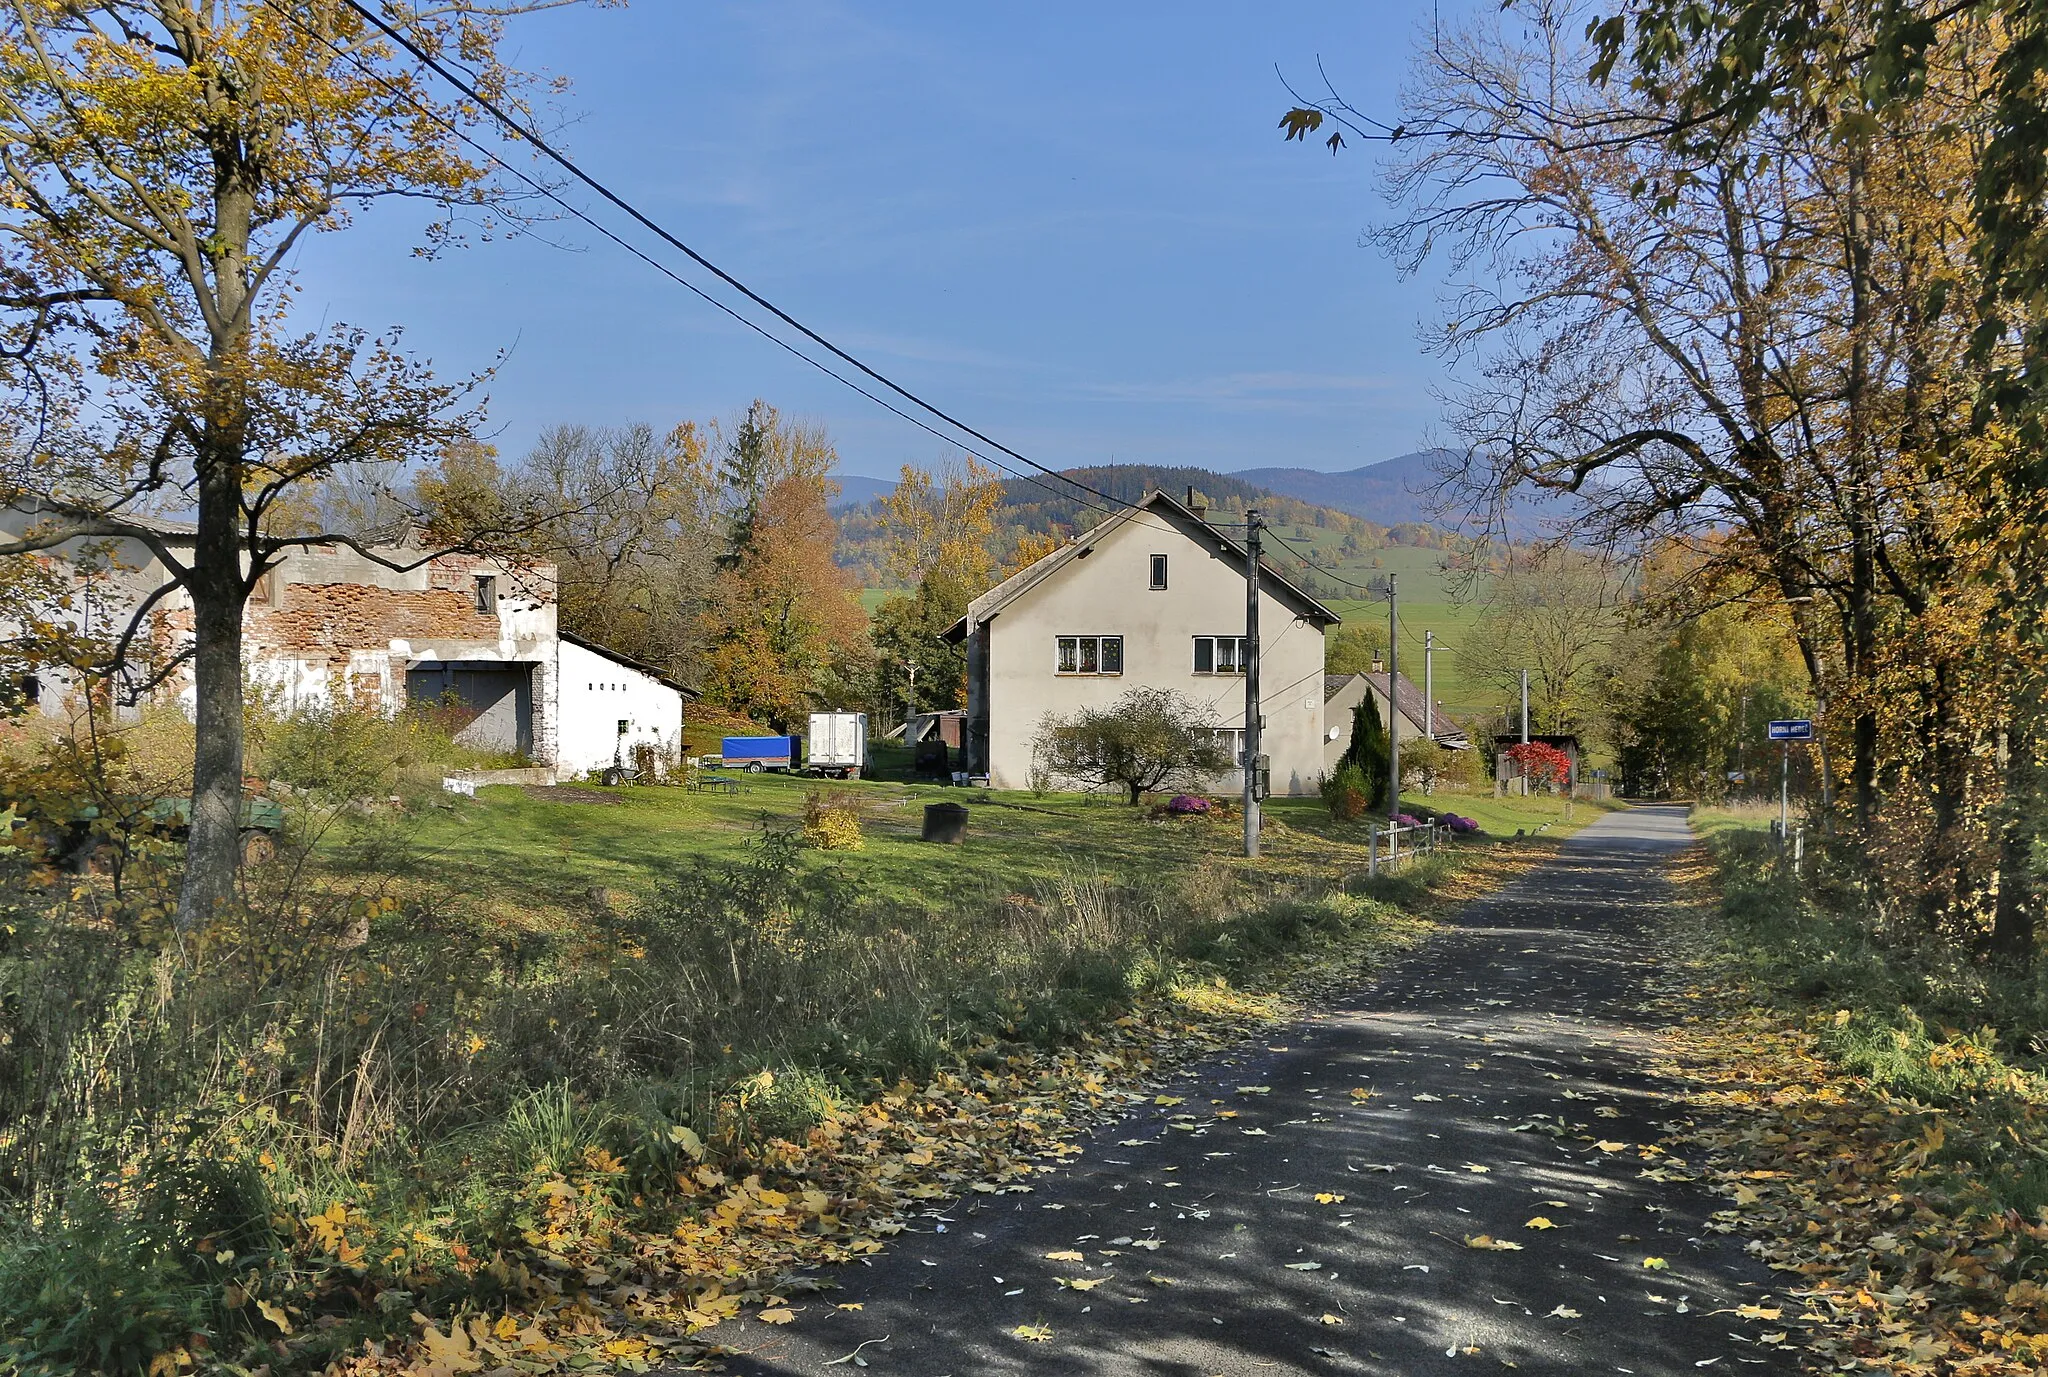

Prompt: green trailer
[{"left": 10, "top": 792, "right": 285, "bottom": 872}]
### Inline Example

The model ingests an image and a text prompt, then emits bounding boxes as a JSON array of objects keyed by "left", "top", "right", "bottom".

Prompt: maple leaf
[
  {"left": 1546, "top": 1304, "right": 1582, "bottom": 1319},
  {"left": 1641, "top": 1257, "right": 1669, "bottom": 1270},
  {"left": 1594, "top": 1140, "right": 1628, "bottom": 1152},
  {"left": 1044, "top": 1250, "right": 1085, "bottom": 1262},
  {"left": 757, "top": 1307, "right": 796, "bottom": 1324},
  {"left": 1056, "top": 1277, "right": 1104, "bottom": 1291},
  {"left": 1318, "top": 1312, "right": 1346, "bottom": 1325},
  {"left": 1313, "top": 1192, "right": 1346, "bottom": 1204}
]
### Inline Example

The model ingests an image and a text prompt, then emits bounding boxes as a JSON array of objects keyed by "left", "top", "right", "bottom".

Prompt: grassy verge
[
  {"left": 1658, "top": 817, "right": 2048, "bottom": 1376},
  {"left": 0, "top": 778, "right": 1581, "bottom": 1375}
]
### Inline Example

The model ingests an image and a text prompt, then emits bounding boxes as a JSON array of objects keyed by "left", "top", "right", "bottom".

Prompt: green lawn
[{"left": 342, "top": 775, "right": 1609, "bottom": 933}]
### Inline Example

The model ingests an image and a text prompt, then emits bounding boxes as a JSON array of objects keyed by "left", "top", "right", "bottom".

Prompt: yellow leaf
[
  {"left": 1236, "top": 1085, "right": 1271, "bottom": 1094},
  {"left": 757, "top": 1307, "right": 796, "bottom": 1324},
  {"left": 1465, "top": 1235, "right": 1524, "bottom": 1251},
  {"left": 1057, "top": 1277, "right": 1104, "bottom": 1291},
  {"left": 837, "top": 1302, "right": 864, "bottom": 1311},
  {"left": 1641, "top": 1257, "right": 1669, "bottom": 1270},
  {"left": 1313, "top": 1192, "right": 1346, "bottom": 1204},
  {"left": 255, "top": 1299, "right": 294, "bottom": 1335},
  {"left": 1462, "top": 1163, "right": 1491, "bottom": 1174},
  {"left": 1349, "top": 1088, "right": 1375, "bottom": 1100},
  {"left": 1524, "top": 1217, "right": 1557, "bottom": 1229},
  {"left": 1154, "top": 1095, "right": 1184, "bottom": 1106},
  {"left": 1735, "top": 1304, "right": 1782, "bottom": 1320},
  {"left": 1045, "top": 1249, "right": 1085, "bottom": 1262},
  {"left": 1594, "top": 1140, "right": 1628, "bottom": 1152},
  {"left": 603, "top": 1338, "right": 650, "bottom": 1357},
  {"left": 1013, "top": 1324, "right": 1054, "bottom": 1342},
  {"left": 1319, "top": 1312, "right": 1346, "bottom": 1325}
]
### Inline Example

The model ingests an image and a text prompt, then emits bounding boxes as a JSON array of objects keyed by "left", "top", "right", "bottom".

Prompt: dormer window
[
  {"left": 1149, "top": 554, "right": 1168, "bottom": 589},
  {"left": 474, "top": 574, "right": 497, "bottom": 614}
]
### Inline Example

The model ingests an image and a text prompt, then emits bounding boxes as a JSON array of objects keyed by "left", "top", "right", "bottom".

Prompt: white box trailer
[{"left": 806, "top": 711, "right": 869, "bottom": 779}]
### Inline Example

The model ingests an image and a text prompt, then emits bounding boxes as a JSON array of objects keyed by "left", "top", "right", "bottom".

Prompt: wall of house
[
  {"left": 982, "top": 512, "right": 1329, "bottom": 796},
  {"left": 1323, "top": 676, "right": 1432, "bottom": 774},
  {"left": 555, "top": 638, "right": 684, "bottom": 780}
]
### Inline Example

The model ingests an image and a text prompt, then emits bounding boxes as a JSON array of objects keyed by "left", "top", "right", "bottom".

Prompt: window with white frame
[
  {"left": 1203, "top": 727, "right": 1246, "bottom": 767},
  {"left": 1055, "top": 635, "right": 1123, "bottom": 675},
  {"left": 1149, "top": 554, "right": 1168, "bottom": 589},
  {"left": 1193, "top": 635, "right": 1248, "bottom": 674}
]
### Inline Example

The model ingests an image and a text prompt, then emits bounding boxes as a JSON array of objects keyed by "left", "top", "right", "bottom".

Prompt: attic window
[
  {"left": 1149, "top": 554, "right": 1168, "bottom": 590},
  {"left": 474, "top": 574, "right": 497, "bottom": 613}
]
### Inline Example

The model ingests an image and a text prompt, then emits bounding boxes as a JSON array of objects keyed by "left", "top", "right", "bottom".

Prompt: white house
[
  {"left": 944, "top": 490, "right": 1340, "bottom": 797},
  {"left": 0, "top": 498, "right": 694, "bottom": 781}
]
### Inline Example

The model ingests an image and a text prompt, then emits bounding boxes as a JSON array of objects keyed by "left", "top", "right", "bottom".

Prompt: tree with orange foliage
[{"left": 696, "top": 404, "right": 864, "bottom": 729}]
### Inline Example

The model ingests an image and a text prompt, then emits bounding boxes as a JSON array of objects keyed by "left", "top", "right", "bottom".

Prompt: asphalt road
[{"left": 704, "top": 805, "right": 1798, "bottom": 1376}]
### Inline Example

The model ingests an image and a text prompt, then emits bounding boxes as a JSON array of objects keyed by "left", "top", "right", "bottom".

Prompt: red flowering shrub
[{"left": 1503, "top": 741, "right": 1573, "bottom": 787}]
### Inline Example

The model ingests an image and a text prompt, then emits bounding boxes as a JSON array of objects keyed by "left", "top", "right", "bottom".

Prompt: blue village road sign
[{"left": 1767, "top": 719, "right": 1815, "bottom": 741}]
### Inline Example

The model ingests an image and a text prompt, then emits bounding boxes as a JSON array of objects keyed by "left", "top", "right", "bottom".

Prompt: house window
[
  {"left": 1149, "top": 554, "right": 1168, "bottom": 590},
  {"left": 474, "top": 574, "right": 497, "bottom": 613},
  {"left": 1194, "top": 636, "right": 1249, "bottom": 674},
  {"left": 1203, "top": 727, "right": 1246, "bottom": 767},
  {"left": 617, "top": 719, "right": 630, "bottom": 736},
  {"left": 1055, "top": 635, "right": 1123, "bottom": 675},
  {"left": 20, "top": 673, "right": 38, "bottom": 705}
]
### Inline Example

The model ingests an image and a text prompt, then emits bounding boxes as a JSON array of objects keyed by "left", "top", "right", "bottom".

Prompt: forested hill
[{"left": 835, "top": 463, "right": 1448, "bottom": 588}]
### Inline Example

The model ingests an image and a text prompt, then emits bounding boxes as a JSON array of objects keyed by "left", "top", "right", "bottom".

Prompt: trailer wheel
[
  {"left": 239, "top": 829, "right": 277, "bottom": 868},
  {"left": 747, "top": 762, "right": 764, "bottom": 774}
]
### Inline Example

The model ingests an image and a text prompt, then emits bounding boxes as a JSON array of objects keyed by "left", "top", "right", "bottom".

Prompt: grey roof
[
  {"left": 1326, "top": 670, "right": 1469, "bottom": 747},
  {"left": 942, "top": 489, "right": 1340, "bottom": 640}
]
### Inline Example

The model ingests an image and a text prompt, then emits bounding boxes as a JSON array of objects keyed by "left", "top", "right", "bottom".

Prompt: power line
[
  {"left": 334, "top": 0, "right": 1138, "bottom": 518},
  {"left": 264, "top": 3, "right": 1130, "bottom": 522}
]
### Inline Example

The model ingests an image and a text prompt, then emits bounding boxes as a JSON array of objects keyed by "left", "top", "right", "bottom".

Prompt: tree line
[{"left": 1288, "top": 0, "right": 2048, "bottom": 955}]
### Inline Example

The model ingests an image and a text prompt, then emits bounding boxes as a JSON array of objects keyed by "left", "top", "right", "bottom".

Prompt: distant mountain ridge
[{"left": 1232, "top": 450, "right": 1580, "bottom": 536}]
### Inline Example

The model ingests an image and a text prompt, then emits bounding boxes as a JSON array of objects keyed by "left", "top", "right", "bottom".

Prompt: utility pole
[
  {"left": 906, "top": 660, "right": 918, "bottom": 732},
  {"left": 1519, "top": 668, "right": 1531, "bottom": 798},
  {"left": 1424, "top": 630, "right": 1435, "bottom": 743},
  {"left": 1387, "top": 573, "right": 1400, "bottom": 818},
  {"left": 1243, "top": 510, "right": 1264, "bottom": 859}
]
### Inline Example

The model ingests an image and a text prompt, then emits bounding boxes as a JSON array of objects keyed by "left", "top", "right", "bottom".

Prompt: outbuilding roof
[{"left": 560, "top": 630, "right": 700, "bottom": 697}]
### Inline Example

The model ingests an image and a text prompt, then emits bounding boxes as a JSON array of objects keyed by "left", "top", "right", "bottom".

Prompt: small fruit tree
[{"left": 1502, "top": 741, "right": 1574, "bottom": 790}]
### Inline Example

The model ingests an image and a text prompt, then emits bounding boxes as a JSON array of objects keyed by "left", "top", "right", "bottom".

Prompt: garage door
[{"left": 406, "top": 663, "right": 533, "bottom": 757}]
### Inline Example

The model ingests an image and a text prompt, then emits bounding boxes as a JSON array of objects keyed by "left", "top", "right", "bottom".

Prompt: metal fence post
[{"left": 1369, "top": 825, "right": 1379, "bottom": 878}]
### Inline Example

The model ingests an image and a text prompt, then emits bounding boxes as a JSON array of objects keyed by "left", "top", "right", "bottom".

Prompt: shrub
[
  {"left": 1503, "top": 740, "right": 1573, "bottom": 789},
  {"left": 1320, "top": 761, "right": 1369, "bottom": 820},
  {"left": 1166, "top": 794, "right": 1211, "bottom": 814},
  {"left": 801, "top": 789, "right": 864, "bottom": 850}
]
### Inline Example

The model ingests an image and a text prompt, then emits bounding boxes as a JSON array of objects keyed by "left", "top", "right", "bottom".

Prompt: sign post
[{"left": 1767, "top": 719, "right": 1814, "bottom": 844}]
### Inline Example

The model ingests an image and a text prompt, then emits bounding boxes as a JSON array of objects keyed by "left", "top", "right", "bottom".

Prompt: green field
[{"left": 352, "top": 772, "right": 1600, "bottom": 930}]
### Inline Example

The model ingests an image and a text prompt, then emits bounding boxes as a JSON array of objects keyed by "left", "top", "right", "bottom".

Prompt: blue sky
[{"left": 295, "top": 2, "right": 1471, "bottom": 482}]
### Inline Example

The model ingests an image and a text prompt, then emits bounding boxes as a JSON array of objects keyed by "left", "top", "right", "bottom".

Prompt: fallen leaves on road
[
  {"left": 1012, "top": 1324, "right": 1054, "bottom": 1342},
  {"left": 1465, "top": 1235, "right": 1525, "bottom": 1251},
  {"left": 1524, "top": 1216, "right": 1557, "bottom": 1229},
  {"left": 1044, "top": 1250, "right": 1085, "bottom": 1262}
]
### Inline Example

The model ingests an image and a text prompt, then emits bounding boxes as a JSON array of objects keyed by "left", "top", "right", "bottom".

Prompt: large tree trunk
[{"left": 174, "top": 438, "right": 246, "bottom": 930}]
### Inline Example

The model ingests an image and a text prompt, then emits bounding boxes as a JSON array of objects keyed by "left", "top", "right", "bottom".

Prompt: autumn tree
[
  {"left": 870, "top": 457, "right": 1003, "bottom": 719},
  {"left": 510, "top": 423, "right": 714, "bottom": 686},
  {"left": 696, "top": 403, "right": 864, "bottom": 728},
  {"left": 1456, "top": 550, "right": 1625, "bottom": 739},
  {"left": 0, "top": 1, "right": 605, "bottom": 927},
  {"left": 1284, "top": 2, "right": 2031, "bottom": 933}
]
